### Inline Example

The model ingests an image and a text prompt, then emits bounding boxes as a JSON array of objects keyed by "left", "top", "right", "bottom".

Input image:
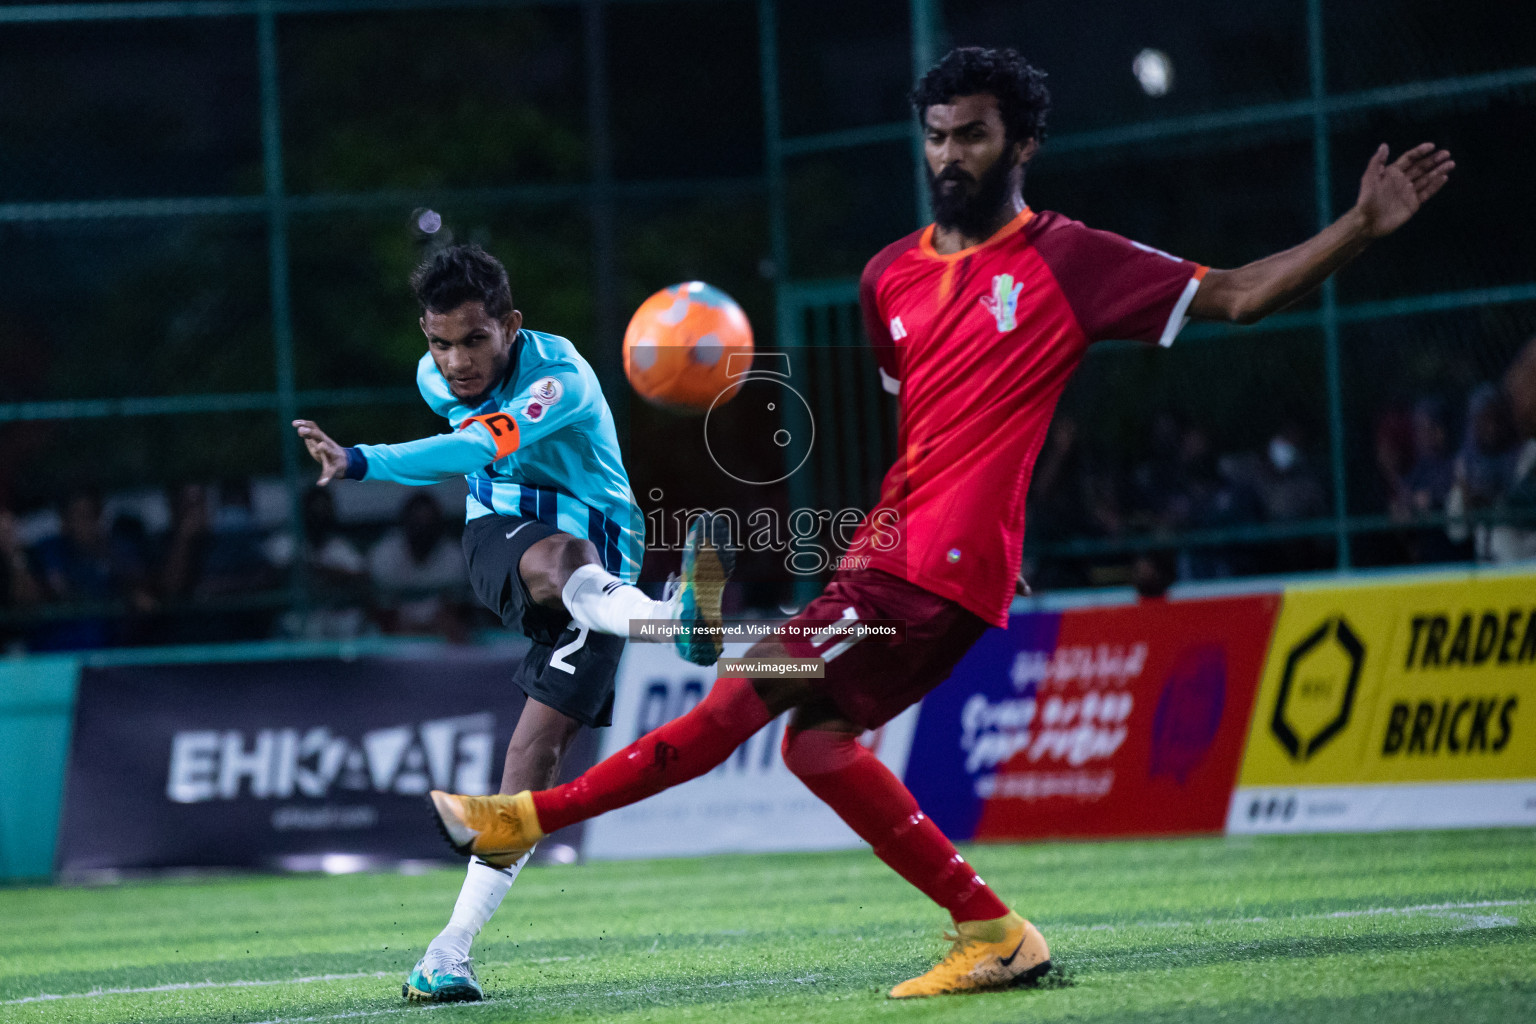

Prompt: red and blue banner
[{"left": 904, "top": 594, "right": 1280, "bottom": 841}]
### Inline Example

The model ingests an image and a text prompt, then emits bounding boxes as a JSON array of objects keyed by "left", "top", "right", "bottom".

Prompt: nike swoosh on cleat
[{"left": 997, "top": 935, "right": 1028, "bottom": 968}]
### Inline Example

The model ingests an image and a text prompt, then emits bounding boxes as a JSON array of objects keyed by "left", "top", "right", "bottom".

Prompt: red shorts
[{"left": 781, "top": 567, "right": 991, "bottom": 730}]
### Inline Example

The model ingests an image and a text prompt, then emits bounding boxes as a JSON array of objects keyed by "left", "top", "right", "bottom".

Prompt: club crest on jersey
[
  {"left": 980, "top": 274, "right": 1024, "bottom": 332},
  {"left": 532, "top": 376, "right": 564, "bottom": 405}
]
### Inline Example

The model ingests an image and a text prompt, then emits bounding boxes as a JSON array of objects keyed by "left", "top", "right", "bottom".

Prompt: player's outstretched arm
[
  {"left": 294, "top": 419, "right": 349, "bottom": 486},
  {"left": 295, "top": 416, "right": 506, "bottom": 487},
  {"left": 1189, "top": 142, "right": 1454, "bottom": 325}
]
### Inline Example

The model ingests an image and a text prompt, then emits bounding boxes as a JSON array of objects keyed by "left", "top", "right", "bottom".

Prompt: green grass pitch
[{"left": 2, "top": 828, "right": 1533, "bottom": 1023}]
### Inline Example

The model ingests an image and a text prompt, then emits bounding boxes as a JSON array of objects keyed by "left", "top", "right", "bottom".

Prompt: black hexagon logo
[{"left": 1270, "top": 615, "right": 1366, "bottom": 761}]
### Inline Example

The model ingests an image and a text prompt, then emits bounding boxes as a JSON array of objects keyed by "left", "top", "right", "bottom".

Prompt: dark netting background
[{"left": 0, "top": 0, "right": 1532, "bottom": 648}]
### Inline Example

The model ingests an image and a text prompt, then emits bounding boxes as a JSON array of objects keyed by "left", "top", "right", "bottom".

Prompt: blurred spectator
[
  {"left": 1157, "top": 425, "right": 1224, "bottom": 532},
  {"left": 1132, "top": 549, "right": 1177, "bottom": 599},
  {"left": 1026, "top": 416, "right": 1129, "bottom": 589},
  {"left": 1031, "top": 415, "right": 1129, "bottom": 541},
  {"left": 368, "top": 493, "right": 471, "bottom": 641},
  {"left": 212, "top": 478, "right": 261, "bottom": 534},
  {"left": 1183, "top": 428, "right": 1265, "bottom": 579},
  {"left": 108, "top": 508, "right": 159, "bottom": 643},
  {"left": 155, "top": 482, "right": 280, "bottom": 642},
  {"left": 1170, "top": 425, "right": 1216, "bottom": 526},
  {"left": 28, "top": 489, "right": 156, "bottom": 650},
  {"left": 1130, "top": 411, "right": 1185, "bottom": 531},
  {"left": 1400, "top": 397, "right": 1455, "bottom": 517},
  {"left": 1453, "top": 383, "right": 1519, "bottom": 508},
  {"left": 1030, "top": 416, "right": 1085, "bottom": 539},
  {"left": 264, "top": 486, "right": 369, "bottom": 639},
  {"left": 159, "top": 482, "right": 215, "bottom": 601},
  {"left": 1395, "top": 397, "right": 1466, "bottom": 563},
  {"left": 1255, "top": 423, "right": 1330, "bottom": 572},
  {"left": 0, "top": 507, "right": 41, "bottom": 652},
  {"left": 1258, "top": 423, "right": 1326, "bottom": 523},
  {"left": 1356, "top": 404, "right": 1418, "bottom": 566},
  {"left": 1447, "top": 383, "right": 1519, "bottom": 555},
  {"left": 1372, "top": 405, "right": 1415, "bottom": 514},
  {"left": 161, "top": 482, "right": 278, "bottom": 600},
  {"left": 1080, "top": 468, "right": 1126, "bottom": 538},
  {"left": 1485, "top": 337, "right": 1536, "bottom": 562}
]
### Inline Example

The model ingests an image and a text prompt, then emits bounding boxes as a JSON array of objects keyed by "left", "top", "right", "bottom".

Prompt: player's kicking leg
[
  {"left": 429, "top": 567, "right": 1050, "bottom": 998},
  {"left": 557, "top": 513, "right": 734, "bottom": 666}
]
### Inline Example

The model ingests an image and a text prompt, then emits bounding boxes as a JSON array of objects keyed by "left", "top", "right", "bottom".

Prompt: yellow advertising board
[{"left": 1229, "top": 569, "right": 1536, "bottom": 833}]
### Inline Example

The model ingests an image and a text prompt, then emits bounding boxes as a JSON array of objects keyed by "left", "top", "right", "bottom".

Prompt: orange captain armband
[{"left": 460, "top": 412, "right": 521, "bottom": 458}]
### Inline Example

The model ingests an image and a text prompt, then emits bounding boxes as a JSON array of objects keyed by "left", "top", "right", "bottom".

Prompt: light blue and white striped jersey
[{"left": 346, "top": 328, "right": 642, "bottom": 582}]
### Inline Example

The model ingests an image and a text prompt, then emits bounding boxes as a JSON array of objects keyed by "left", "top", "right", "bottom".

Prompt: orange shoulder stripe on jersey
[
  {"left": 461, "top": 412, "right": 520, "bottom": 458},
  {"left": 1194, "top": 265, "right": 1210, "bottom": 280},
  {"left": 918, "top": 206, "right": 1035, "bottom": 262}
]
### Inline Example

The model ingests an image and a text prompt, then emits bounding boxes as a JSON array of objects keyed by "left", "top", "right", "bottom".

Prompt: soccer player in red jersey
[{"left": 430, "top": 47, "right": 1453, "bottom": 998}]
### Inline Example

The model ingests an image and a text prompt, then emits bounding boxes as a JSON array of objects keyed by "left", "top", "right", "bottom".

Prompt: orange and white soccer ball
[{"left": 623, "top": 282, "right": 754, "bottom": 413}]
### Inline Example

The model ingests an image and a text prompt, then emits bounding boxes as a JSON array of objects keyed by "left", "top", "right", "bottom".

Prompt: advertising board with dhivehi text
[
  {"left": 582, "top": 641, "right": 920, "bottom": 860},
  {"left": 905, "top": 594, "right": 1279, "bottom": 842},
  {"left": 1230, "top": 569, "right": 1536, "bottom": 834}
]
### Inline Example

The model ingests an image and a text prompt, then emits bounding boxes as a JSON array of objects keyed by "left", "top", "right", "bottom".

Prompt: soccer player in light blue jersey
[{"left": 293, "top": 244, "right": 730, "bottom": 1003}]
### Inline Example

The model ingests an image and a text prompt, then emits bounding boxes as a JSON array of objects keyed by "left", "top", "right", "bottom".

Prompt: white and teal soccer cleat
[
  {"left": 671, "top": 513, "right": 735, "bottom": 666},
  {"left": 402, "top": 947, "right": 483, "bottom": 1003}
]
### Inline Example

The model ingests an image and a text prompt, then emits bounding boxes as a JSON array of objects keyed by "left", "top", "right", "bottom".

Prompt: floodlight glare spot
[
  {"left": 1133, "top": 48, "right": 1173, "bottom": 97},
  {"left": 320, "top": 853, "right": 370, "bottom": 875},
  {"left": 543, "top": 843, "right": 580, "bottom": 865},
  {"left": 416, "top": 209, "right": 443, "bottom": 234}
]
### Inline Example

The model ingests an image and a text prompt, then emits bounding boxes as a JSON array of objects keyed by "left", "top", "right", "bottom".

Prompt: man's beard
[
  {"left": 454, "top": 344, "right": 515, "bottom": 406},
  {"left": 929, "top": 154, "right": 1014, "bottom": 238}
]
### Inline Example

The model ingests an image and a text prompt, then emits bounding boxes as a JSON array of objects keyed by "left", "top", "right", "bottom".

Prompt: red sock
[
  {"left": 782, "top": 727, "right": 1010, "bottom": 923},
  {"left": 532, "top": 676, "right": 773, "bottom": 834}
]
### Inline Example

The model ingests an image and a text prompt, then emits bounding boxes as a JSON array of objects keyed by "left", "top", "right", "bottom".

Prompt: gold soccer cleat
[
  {"left": 429, "top": 789, "right": 545, "bottom": 869},
  {"left": 888, "top": 911, "right": 1051, "bottom": 998}
]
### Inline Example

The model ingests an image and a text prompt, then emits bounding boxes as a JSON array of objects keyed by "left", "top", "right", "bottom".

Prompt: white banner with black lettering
[{"left": 582, "top": 642, "right": 920, "bottom": 860}]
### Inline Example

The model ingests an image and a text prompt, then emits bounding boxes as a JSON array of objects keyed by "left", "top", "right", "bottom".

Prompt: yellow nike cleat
[
  {"left": 429, "top": 789, "right": 545, "bottom": 869},
  {"left": 888, "top": 911, "right": 1051, "bottom": 998}
]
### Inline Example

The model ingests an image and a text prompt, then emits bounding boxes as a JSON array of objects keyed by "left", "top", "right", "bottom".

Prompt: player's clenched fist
[{"left": 293, "top": 419, "right": 348, "bottom": 486}]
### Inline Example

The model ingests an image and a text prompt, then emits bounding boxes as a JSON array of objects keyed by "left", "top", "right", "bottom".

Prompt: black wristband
[{"left": 343, "top": 447, "right": 369, "bottom": 481}]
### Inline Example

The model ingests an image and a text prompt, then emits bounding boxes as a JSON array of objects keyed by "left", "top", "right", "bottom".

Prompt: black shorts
[{"left": 462, "top": 514, "right": 624, "bottom": 728}]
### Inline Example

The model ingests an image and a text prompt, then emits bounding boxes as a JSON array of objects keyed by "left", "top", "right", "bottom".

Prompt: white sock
[
  {"left": 427, "top": 852, "right": 530, "bottom": 961},
  {"left": 561, "top": 563, "right": 671, "bottom": 638}
]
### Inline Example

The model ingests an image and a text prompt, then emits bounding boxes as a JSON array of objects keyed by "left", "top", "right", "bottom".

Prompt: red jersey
[{"left": 849, "top": 206, "right": 1207, "bottom": 626}]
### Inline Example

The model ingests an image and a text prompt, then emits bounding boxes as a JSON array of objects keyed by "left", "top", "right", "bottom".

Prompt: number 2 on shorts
[{"left": 550, "top": 625, "right": 590, "bottom": 674}]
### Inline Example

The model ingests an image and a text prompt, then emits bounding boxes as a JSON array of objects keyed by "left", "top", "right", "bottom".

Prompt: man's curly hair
[
  {"left": 910, "top": 47, "right": 1051, "bottom": 146},
  {"left": 410, "top": 244, "right": 513, "bottom": 321}
]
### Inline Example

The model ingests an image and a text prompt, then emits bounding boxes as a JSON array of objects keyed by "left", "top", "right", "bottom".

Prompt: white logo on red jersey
[
  {"left": 889, "top": 316, "right": 908, "bottom": 340},
  {"left": 980, "top": 274, "right": 1023, "bottom": 332}
]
